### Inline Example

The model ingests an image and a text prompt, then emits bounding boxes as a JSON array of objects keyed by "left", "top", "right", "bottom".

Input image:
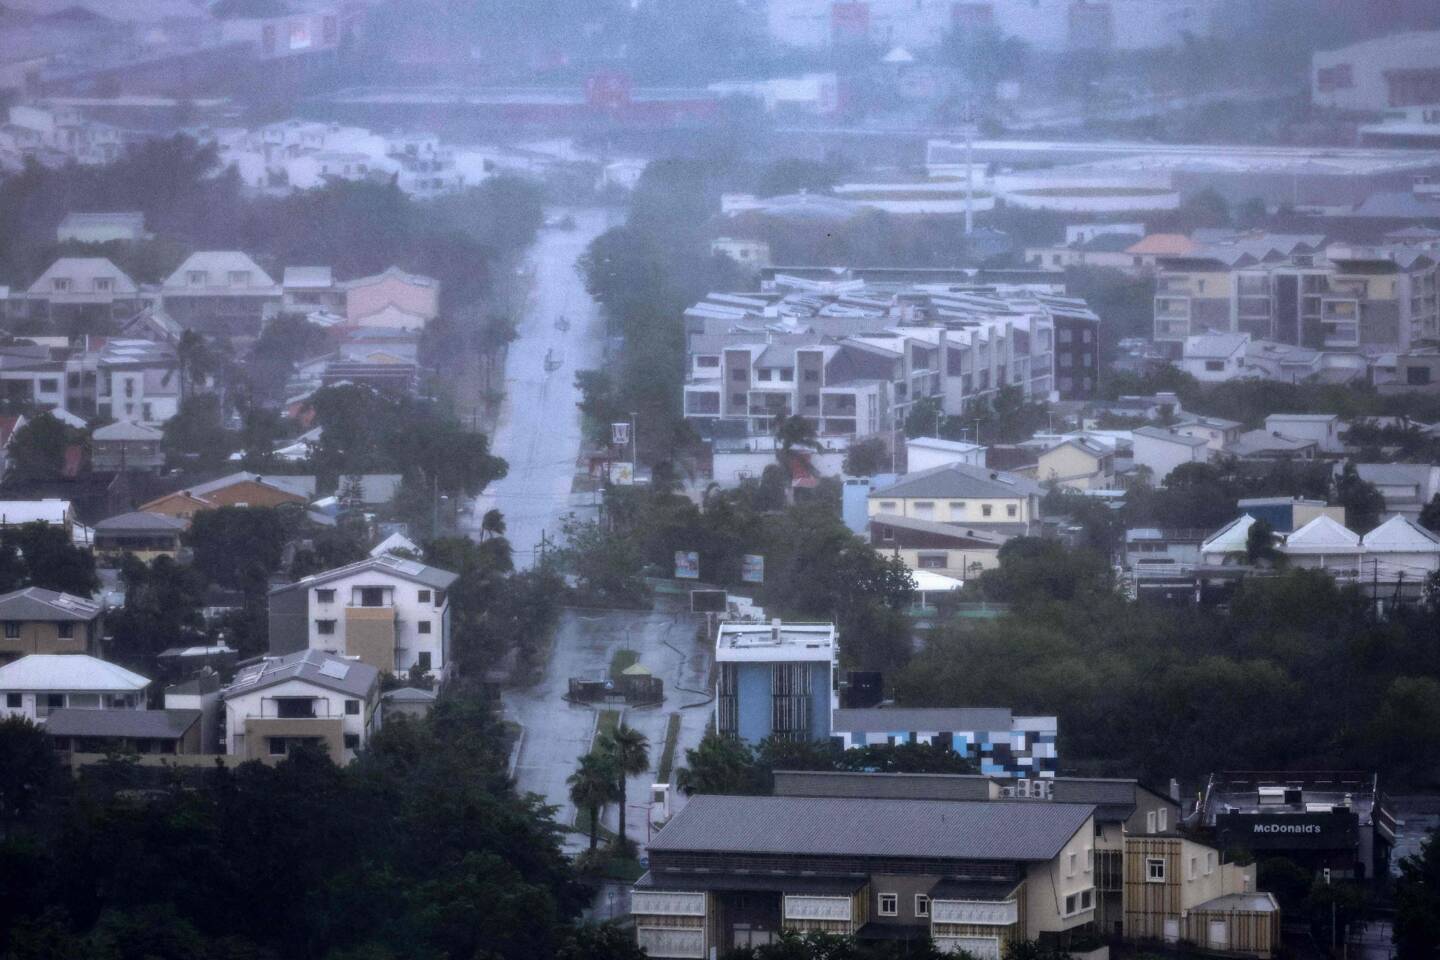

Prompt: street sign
[
  {"left": 741, "top": 554, "right": 765, "bottom": 583},
  {"left": 612, "top": 422, "right": 631, "bottom": 446},
  {"left": 674, "top": 550, "right": 700, "bottom": 580}
]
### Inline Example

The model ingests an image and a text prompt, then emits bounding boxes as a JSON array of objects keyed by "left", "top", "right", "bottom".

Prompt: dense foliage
[
  {"left": 0, "top": 690, "right": 617, "bottom": 960},
  {"left": 678, "top": 734, "right": 976, "bottom": 797}
]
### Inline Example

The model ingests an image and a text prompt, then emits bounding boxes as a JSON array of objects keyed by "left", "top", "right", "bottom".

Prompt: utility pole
[
  {"left": 536, "top": 529, "right": 552, "bottom": 567},
  {"left": 963, "top": 98, "right": 975, "bottom": 237},
  {"left": 630, "top": 410, "right": 638, "bottom": 475}
]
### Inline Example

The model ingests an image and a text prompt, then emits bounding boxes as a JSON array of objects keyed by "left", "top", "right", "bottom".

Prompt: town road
[
  {"left": 506, "top": 604, "right": 712, "bottom": 858},
  {"left": 467, "top": 207, "right": 618, "bottom": 566}
]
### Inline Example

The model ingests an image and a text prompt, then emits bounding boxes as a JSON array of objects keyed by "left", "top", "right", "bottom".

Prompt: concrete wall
[
  {"left": 0, "top": 619, "right": 96, "bottom": 660},
  {"left": 1025, "top": 816, "right": 1098, "bottom": 937}
]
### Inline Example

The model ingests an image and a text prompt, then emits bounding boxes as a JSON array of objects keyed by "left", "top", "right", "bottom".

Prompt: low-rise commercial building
[
  {"left": 1201, "top": 772, "right": 1396, "bottom": 882},
  {"left": 221, "top": 649, "right": 380, "bottom": 765},
  {"left": 831, "top": 707, "right": 1057, "bottom": 779},
  {"left": 715, "top": 620, "right": 835, "bottom": 745}
]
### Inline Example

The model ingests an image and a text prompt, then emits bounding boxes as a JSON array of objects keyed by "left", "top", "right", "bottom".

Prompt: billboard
[
  {"left": 1215, "top": 811, "right": 1358, "bottom": 851},
  {"left": 674, "top": 550, "right": 700, "bottom": 580},
  {"left": 741, "top": 554, "right": 764, "bottom": 583},
  {"left": 691, "top": 589, "right": 727, "bottom": 613},
  {"left": 608, "top": 461, "right": 635, "bottom": 485},
  {"left": 611, "top": 422, "right": 631, "bottom": 446}
]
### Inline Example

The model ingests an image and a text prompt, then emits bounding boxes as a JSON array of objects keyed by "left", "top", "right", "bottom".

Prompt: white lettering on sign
[{"left": 1252, "top": 823, "right": 1322, "bottom": 834}]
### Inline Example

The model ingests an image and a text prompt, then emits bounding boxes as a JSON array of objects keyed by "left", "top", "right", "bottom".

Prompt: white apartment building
[{"left": 267, "top": 555, "right": 458, "bottom": 678}]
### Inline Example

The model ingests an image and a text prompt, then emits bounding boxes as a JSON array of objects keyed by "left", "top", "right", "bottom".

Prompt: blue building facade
[
  {"left": 715, "top": 622, "right": 836, "bottom": 745},
  {"left": 831, "top": 707, "right": 1059, "bottom": 778}
]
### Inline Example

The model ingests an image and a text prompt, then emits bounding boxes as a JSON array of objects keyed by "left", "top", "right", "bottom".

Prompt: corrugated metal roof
[
  {"left": 44, "top": 707, "right": 199, "bottom": 739},
  {"left": 648, "top": 795, "right": 1093, "bottom": 862},
  {"left": 871, "top": 463, "right": 1040, "bottom": 500},
  {"left": 0, "top": 654, "right": 148, "bottom": 691},
  {"left": 222, "top": 649, "right": 376, "bottom": 699},
  {"left": 0, "top": 586, "right": 102, "bottom": 621}
]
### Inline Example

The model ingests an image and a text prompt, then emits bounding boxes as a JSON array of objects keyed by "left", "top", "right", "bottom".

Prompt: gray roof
[
  {"left": 94, "top": 510, "right": 188, "bottom": 534},
  {"left": 383, "top": 686, "right": 437, "bottom": 702},
  {"left": 223, "top": 649, "right": 377, "bottom": 699},
  {"left": 185, "top": 472, "right": 315, "bottom": 500},
  {"left": 871, "top": 462, "right": 1040, "bottom": 500},
  {"left": 271, "top": 553, "right": 458, "bottom": 595},
  {"left": 1194, "top": 892, "right": 1279, "bottom": 914},
  {"left": 0, "top": 586, "right": 101, "bottom": 621},
  {"left": 1134, "top": 426, "right": 1210, "bottom": 447},
  {"left": 44, "top": 707, "right": 199, "bottom": 739},
  {"left": 833, "top": 707, "right": 1015, "bottom": 733},
  {"left": 868, "top": 514, "right": 1012, "bottom": 545},
  {"left": 92, "top": 420, "right": 164, "bottom": 442},
  {"left": 648, "top": 794, "right": 1093, "bottom": 862},
  {"left": 773, "top": 770, "right": 994, "bottom": 803},
  {"left": 1356, "top": 462, "right": 1435, "bottom": 486}
]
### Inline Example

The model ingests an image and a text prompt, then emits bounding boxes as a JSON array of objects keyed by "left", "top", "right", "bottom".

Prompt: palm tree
[
  {"left": 602, "top": 723, "right": 650, "bottom": 853},
  {"left": 567, "top": 752, "right": 618, "bottom": 852},
  {"left": 773, "top": 414, "right": 822, "bottom": 505},
  {"left": 480, "top": 508, "right": 506, "bottom": 541},
  {"left": 176, "top": 329, "right": 214, "bottom": 402}
]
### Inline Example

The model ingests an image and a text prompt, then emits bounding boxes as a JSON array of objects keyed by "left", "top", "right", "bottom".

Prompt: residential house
[
  {"left": 1034, "top": 437, "right": 1114, "bottom": 490},
  {"left": 93, "top": 511, "right": 188, "bottom": 564},
  {"left": 1173, "top": 415, "right": 1243, "bottom": 453},
  {"left": 160, "top": 251, "right": 281, "bottom": 335},
  {"left": 904, "top": 437, "right": 986, "bottom": 473},
  {"left": 0, "top": 588, "right": 103, "bottom": 664},
  {"left": 45, "top": 707, "right": 203, "bottom": 756},
  {"left": 90, "top": 420, "right": 164, "bottom": 472},
  {"left": 715, "top": 621, "right": 835, "bottom": 745},
  {"left": 0, "top": 654, "right": 147, "bottom": 722},
  {"left": 382, "top": 685, "right": 437, "bottom": 721},
  {"left": 1200, "top": 515, "right": 1257, "bottom": 566},
  {"left": 1124, "top": 528, "right": 1206, "bottom": 584},
  {"left": 831, "top": 707, "right": 1058, "bottom": 778},
  {"left": 1279, "top": 515, "right": 1363, "bottom": 580},
  {"left": 1131, "top": 427, "right": 1210, "bottom": 484},
  {"left": 282, "top": 266, "right": 344, "bottom": 314},
  {"left": 1181, "top": 333, "right": 1250, "bottom": 382},
  {"left": 868, "top": 463, "right": 1042, "bottom": 536},
  {"left": 1265, "top": 414, "right": 1342, "bottom": 453},
  {"left": 869, "top": 514, "right": 1008, "bottom": 580},
  {"left": 633, "top": 793, "right": 1100, "bottom": 958},
  {"left": 1228, "top": 429, "right": 1318, "bottom": 460},
  {"left": 1235, "top": 497, "right": 1345, "bottom": 534},
  {"left": 22, "top": 257, "right": 143, "bottom": 324},
  {"left": 1354, "top": 463, "right": 1440, "bottom": 520},
  {"left": 1361, "top": 514, "right": 1440, "bottom": 582},
  {"left": 342, "top": 266, "right": 439, "bottom": 330},
  {"left": 220, "top": 649, "right": 380, "bottom": 765},
  {"left": 139, "top": 472, "right": 315, "bottom": 519},
  {"left": 266, "top": 555, "right": 458, "bottom": 678},
  {"left": 56, "top": 211, "right": 147, "bottom": 244}
]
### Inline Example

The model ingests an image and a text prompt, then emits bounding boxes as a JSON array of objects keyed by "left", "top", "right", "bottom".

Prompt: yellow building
[{"left": 869, "top": 462, "right": 1042, "bottom": 535}]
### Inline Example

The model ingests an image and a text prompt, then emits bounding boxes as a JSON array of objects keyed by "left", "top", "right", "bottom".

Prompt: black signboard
[{"left": 1215, "top": 810, "right": 1358, "bottom": 851}]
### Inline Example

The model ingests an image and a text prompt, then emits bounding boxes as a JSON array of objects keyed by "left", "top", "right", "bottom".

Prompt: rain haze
[{"left": 1, "top": 1, "right": 1440, "bottom": 958}]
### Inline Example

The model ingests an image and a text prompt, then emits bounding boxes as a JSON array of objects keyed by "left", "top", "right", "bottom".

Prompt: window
[
  {"left": 187, "top": 270, "right": 206, "bottom": 286},
  {"left": 878, "top": 893, "right": 897, "bottom": 916},
  {"left": 52, "top": 277, "right": 72, "bottom": 292},
  {"left": 1205, "top": 360, "right": 1225, "bottom": 372},
  {"left": 981, "top": 504, "right": 993, "bottom": 517},
  {"left": 94, "top": 277, "right": 112, "bottom": 292},
  {"left": 1080, "top": 889, "right": 1093, "bottom": 910},
  {"left": 142, "top": 403, "right": 152, "bottom": 421},
  {"left": 39, "top": 379, "right": 58, "bottom": 394},
  {"left": 1206, "top": 852, "right": 1216, "bottom": 875},
  {"left": 45, "top": 694, "right": 64, "bottom": 710},
  {"left": 344, "top": 733, "right": 360, "bottom": 750},
  {"left": 124, "top": 379, "right": 134, "bottom": 398},
  {"left": 228, "top": 271, "right": 251, "bottom": 287},
  {"left": 417, "top": 652, "right": 432, "bottom": 671},
  {"left": 345, "top": 699, "right": 360, "bottom": 715},
  {"left": 268, "top": 737, "right": 288, "bottom": 756},
  {"left": 779, "top": 368, "right": 794, "bottom": 381},
  {"left": 1189, "top": 856, "right": 1198, "bottom": 880},
  {"left": 949, "top": 501, "right": 967, "bottom": 513},
  {"left": 757, "top": 369, "right": 772, "bottom": 381},
  {"left": 1146, "top": 810, "right": 1157, "bottom": 834},
  {"left": 880, "top": 525, "right": 894, "bottom": 542},
  {"left": 1157, "top": 808, "right": 1168, "bottom": 832},
  {"left": 1087, "top": 848, "right": 1094, "bottom": 872},
  {"left": 1067, "top": 852, "right": 1077, "bottom": 877},
  {"left": 418, "top": 620, "right": 432, "bottom": 634},
  {"left": 1064, "top": 894, "right": 1077, "bottom": 915},
  {"left": 697, "top": 355, "right": 719, "bottom": 368},
  {"left": 418, "top": 589, "right": 431, "bottom": 603},
  {"left": 357, "top": 586, "right": 385, "bottom": 607},
  {"left": 1006, "top": 504, "right": 1017, "bottom": 518},
  {"left": 3, "top": 622, "right": 17, "bottom": 639},
  {"left": 917, "top": 553, "right": 947, "bottom": 569},
  {"left": 58, "top": 623, "right": 74, "bottom": 639},
  {"left": 914, "top": 895, "right": 930, "bottom": 918},
  {"left": 1408, "top": 366, "right": 1433, "bottom": 386},
  {"left": 317, "top": 619, "right": 337, "bottom": 635},
  {"left": 731, "top": 368, "right": 748, "bottom": 382},
  {"left": 1146, "top": 858, "right": 1166, "bottom": 883},
  {"left": 5, "top": 693, "right": 19, "bottom": 708},
  {"left": 878, "top": 501, "right": 897, "bottom": 512},
  {"left": 275, "top": 698, "right": 316, "bottom": 719},
  {"left": 803, "top": 370, "right": 819, "bottom": 382},
  {"left": 316, "top": 589, "right": 335, "bottom": 604}
]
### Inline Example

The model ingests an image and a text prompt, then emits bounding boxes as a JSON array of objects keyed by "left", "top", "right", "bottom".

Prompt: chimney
[{"left": 1170, "top": 778, "right": 1181, "bottom": 802}]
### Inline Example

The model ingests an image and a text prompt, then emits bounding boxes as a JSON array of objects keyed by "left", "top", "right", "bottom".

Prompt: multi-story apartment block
[
  {"left": 161, "top": 251, "right": 281, "bottom": 335},
  {"left": 220, "top": 649, "right": 381, "bottom": 765},
  {"left": 20, "top": 257, "right": 144, "bottom": 324},
  {"left": 0, "top": 337, "right": 179, "bottom": 425},
  {"left": 1154, "top": 236, "right": 1439, "bottom": 354},
  {"left": 681, "top": 276, "right": 1100, "bottom": 444},
  {"left": 715, "top": 620, "right": 836, "bottom": 745},
  {"left": 267, "top": 555, "right": 458, "bottom": 678}
]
